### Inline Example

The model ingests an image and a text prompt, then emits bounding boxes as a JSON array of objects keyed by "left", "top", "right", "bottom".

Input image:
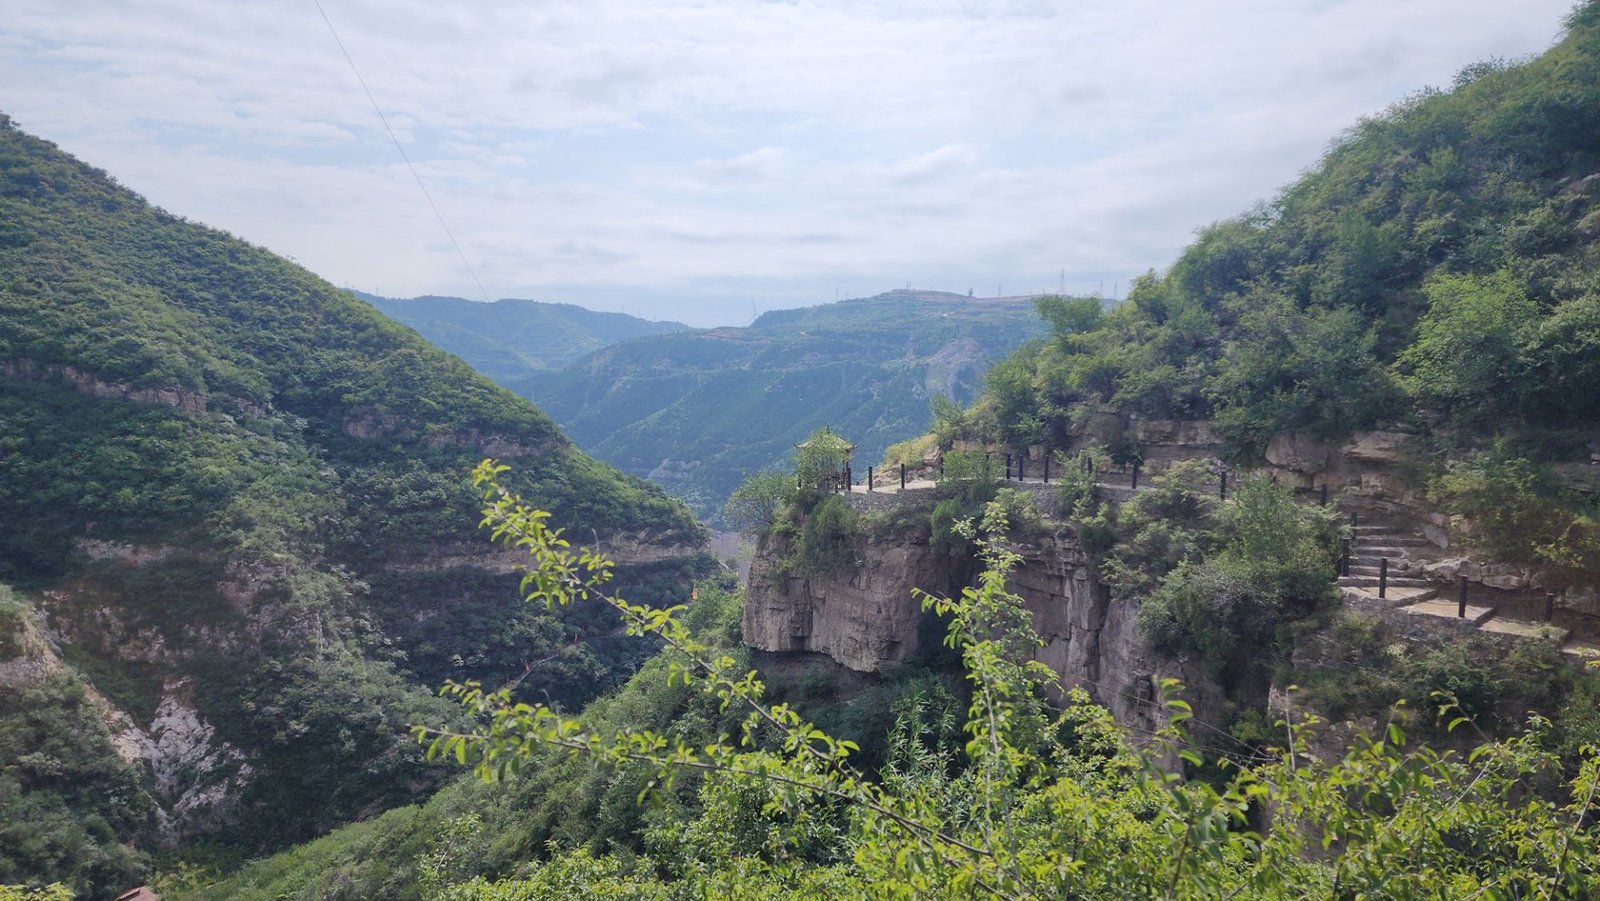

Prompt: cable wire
[{"left": 312, "top": 0, "right": 491, "bottom": 305}]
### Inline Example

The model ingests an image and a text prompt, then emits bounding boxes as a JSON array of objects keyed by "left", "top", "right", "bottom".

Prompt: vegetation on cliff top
[{"left": 929, "top": 3, "right": 1600, "bottom": 586}]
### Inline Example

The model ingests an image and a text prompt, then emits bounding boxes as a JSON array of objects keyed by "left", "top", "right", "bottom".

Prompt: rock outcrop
[
  {"left": 743, "top": 523, "right": 1224, "bottom": 736},
  {"left": 743, "top": 533, "right": 952, "bottom": 673}
]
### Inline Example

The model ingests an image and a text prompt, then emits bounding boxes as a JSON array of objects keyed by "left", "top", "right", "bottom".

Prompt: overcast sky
[{"left": 2, "top": 1, "right": 1579, "bottom": 327}]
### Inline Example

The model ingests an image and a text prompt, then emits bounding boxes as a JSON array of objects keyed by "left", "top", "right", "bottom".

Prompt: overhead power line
[{"left": 312, "top": 0, "right": 491, "bottom": 305}]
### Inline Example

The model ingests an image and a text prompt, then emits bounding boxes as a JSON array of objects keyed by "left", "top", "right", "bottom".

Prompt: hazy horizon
[{"left": 3, "top": 0, "right": 1578, "bottom": 327}]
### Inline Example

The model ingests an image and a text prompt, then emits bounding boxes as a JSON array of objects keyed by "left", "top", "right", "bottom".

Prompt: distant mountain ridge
[
  {"left": 360, "top": 292, "right": 688, "bottom": 381},
  {"left": 514, "top": 290, "right": 1052, "bottom": 518}
]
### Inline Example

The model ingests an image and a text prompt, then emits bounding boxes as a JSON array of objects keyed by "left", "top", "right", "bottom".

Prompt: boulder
[
  {"left": 1423, "top": 557, "right": 1474, "bottom": 580},
  {"left": 1265, "top": 432, "right": 1329, "bottom": 474}
]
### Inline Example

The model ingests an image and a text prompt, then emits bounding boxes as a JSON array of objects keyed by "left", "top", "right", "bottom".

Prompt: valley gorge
[{"left": 10, "top": 2, "right": 1600, "bottom": 895}]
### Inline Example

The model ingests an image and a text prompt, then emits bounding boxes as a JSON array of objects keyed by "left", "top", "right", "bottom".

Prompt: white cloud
[{"left": 0, "top": 0, "right": 1577, "bottom": 325}]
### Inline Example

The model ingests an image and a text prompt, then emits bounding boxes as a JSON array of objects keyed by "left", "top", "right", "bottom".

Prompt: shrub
[
  {"left": 926, "top": 449, "right": 1000, "bottom": 554},
  {"left": 793, "top": 495, "right": 859, "bottom": 576},
  {"left": 1135, "top": 474, "right": 1339, "bottom": 682},
  {"left": 1398, "top": 270, "right": 1539, "bottom": 424},
  {"left": 1431, "top": 442, "right": 1600, "bottom": 587},
  {"left": 0, "top": 586, "right": 24, "bottom": 661},
  {"left": 722, "top": 471, "right": 794, "bottom": 535},
  {"left": 989, "top": 488, "right": 1045, "bottom": 539}
]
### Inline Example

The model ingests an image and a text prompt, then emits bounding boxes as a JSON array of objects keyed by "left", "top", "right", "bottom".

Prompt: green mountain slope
[
  {"left": 361, "top": 293, "right": 688, "bottom": 382},
  {"left": 516, "top": 291, "right": 1050, "bottom": 518},
  {"left": 974, "top": 4, "right": 1600, "bottom": 459},
  {"left": 0, "top": 116, "right": 708, "bottom": 895}
]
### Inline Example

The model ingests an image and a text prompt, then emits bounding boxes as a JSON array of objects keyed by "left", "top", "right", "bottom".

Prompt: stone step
[
  {"left": 1401, "top": 599, "right": 1496, "bottom": 626},
  {"left": 1342, "top": 585, "right": 1436, "bottom": 606},
  {"left": 1345, "top": 564, "right": 1425, "bottom": 577},
  {"left": 1352, "top": 524, "right": 1407, "bottom": 534},
  {"left": 1346, "top": 558, "right": 1426, "bottom": 570},
  {"left": 1351, "top": 539, "right": 1432, "bottom": 552},
  {"left": 1350, "top": 547, "right": 1414, "bottom": 560},
  {"left": 1349, "top": 532, "right": 1432, "bottom": 547},
  {"left": 1480, "top": 618, "right": 1569, "bottom": 643},
  {"left": 1338, "top": 575, "right": 1434, "bottom": 588}
]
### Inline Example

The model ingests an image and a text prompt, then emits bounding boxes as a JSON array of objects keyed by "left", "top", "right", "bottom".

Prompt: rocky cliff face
[
  {"left": 743, "top": 533, "right": 953, "bottom": 673},
  {"left": 743, "top": 419, "right": 1572, "bottom": 736},
  {"left": 743, "top": 524, "right": 1222, "bottom": 735}
]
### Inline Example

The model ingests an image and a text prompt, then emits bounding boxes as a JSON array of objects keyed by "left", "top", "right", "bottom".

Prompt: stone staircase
[
  {"left": 1336, "top": 517, "right": 1584, "bottom": 653},
  {"left": 1337, "top": 521, "right": 1437, "bottom": 604}
]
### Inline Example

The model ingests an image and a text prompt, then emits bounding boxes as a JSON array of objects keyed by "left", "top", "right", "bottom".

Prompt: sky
[{"left": 1, "top": 0, "right": 1580, "bottom": 327}]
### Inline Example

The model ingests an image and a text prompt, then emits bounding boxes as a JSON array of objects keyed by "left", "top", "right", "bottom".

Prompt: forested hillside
[
  {"left": 0, "top": 118, "right": 708, "bottom": 897},
  {"left": 973, "top": 7, "right": 1600, "bottom": 459},
  {"left": 947, "top": 5, "right": 1600, "bottom": 590},
  {"left": 361, "top": 293, "right": 688, "bottom": 382},
  {"left": 517, "top": 291, "right": 1050, "bottom": 518}
]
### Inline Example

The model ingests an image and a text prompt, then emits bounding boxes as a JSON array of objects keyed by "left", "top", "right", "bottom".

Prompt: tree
[
  {"left": 1398, "top": 270, "right": 1538, "bottom": 423},
  {"left": 1033, "top": 294, "right": 1103, "bottom": 345},
  {"left": 722, "top": 471, "right": 793, "bottom": 534}
]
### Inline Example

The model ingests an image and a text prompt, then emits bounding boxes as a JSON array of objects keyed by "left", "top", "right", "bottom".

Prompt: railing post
[
  {"left": 1005, "top": 452, "right": 1012, "bottom": 481},
  {"left": 1130, "top": 460, "right": 1139, "bottom": 490},
  {"left": 1219, "top": 471, "right": 1227, "bottom": 500},
  {"left": 900, "top": 463, "right": 906, "bottom": 491},
  {"left": 1546, "top": 592, "right": 1556, "bottom": 623},
  {"left": 1018, "top": 455, "right": 1025, "bottom": 481},
  {"left": 1458, "top": 576, "right": 1468, "bottom": 618},
  {"left": 867, "top": 466, "right": 873, "bottom": 493},
  {"left": 1043, "top": 452, "right": 1050, "bottom": 483},
  {"left": 1320, "top": 483, "right": 1329, "bottom": 506},
  {"left": 1351, "top": 511, "right": 1358, "bottom": 529},
  {"left": 1340, "top": 539, "right": 1350, "bottom": 577},
  {"left": 1378, "top": 557, "right": 1388, "bottom": 599}
]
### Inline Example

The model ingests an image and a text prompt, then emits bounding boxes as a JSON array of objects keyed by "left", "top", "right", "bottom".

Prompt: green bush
[
  {"left": 1398, "top": 271, "right": 1539, "bottom": 424},
  {"left": 1432, "top": 442, "right": 1600, "bottom": 586},
  {"left": 793, "top": 495, "right": 859, "bottom": 576},
  {"left": 723, "top": 470, "right": 794, "bottom": 535},
  {"left": 989, "top": 488, "right": 1045, "bottom": 539},
  {"left": 0, "top": 586, "right": 23, "bottom": 661},
  {"left": 1134, "top": 474, "right": 1339, "bottom": 683},
  {"left": 929, "top": 450, "right": 999, "bottom": 552}
]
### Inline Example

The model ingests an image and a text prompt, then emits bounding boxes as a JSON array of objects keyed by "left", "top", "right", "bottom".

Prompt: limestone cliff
[
  {"left": 743, "top": 520, "right": 1222, "bottom": 735},
  {"left": 743, "top": 532, "right": 952, "bottom": 673},
  {"left": 743, "top": 419, "right": 1592, "bottom": 737}
]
